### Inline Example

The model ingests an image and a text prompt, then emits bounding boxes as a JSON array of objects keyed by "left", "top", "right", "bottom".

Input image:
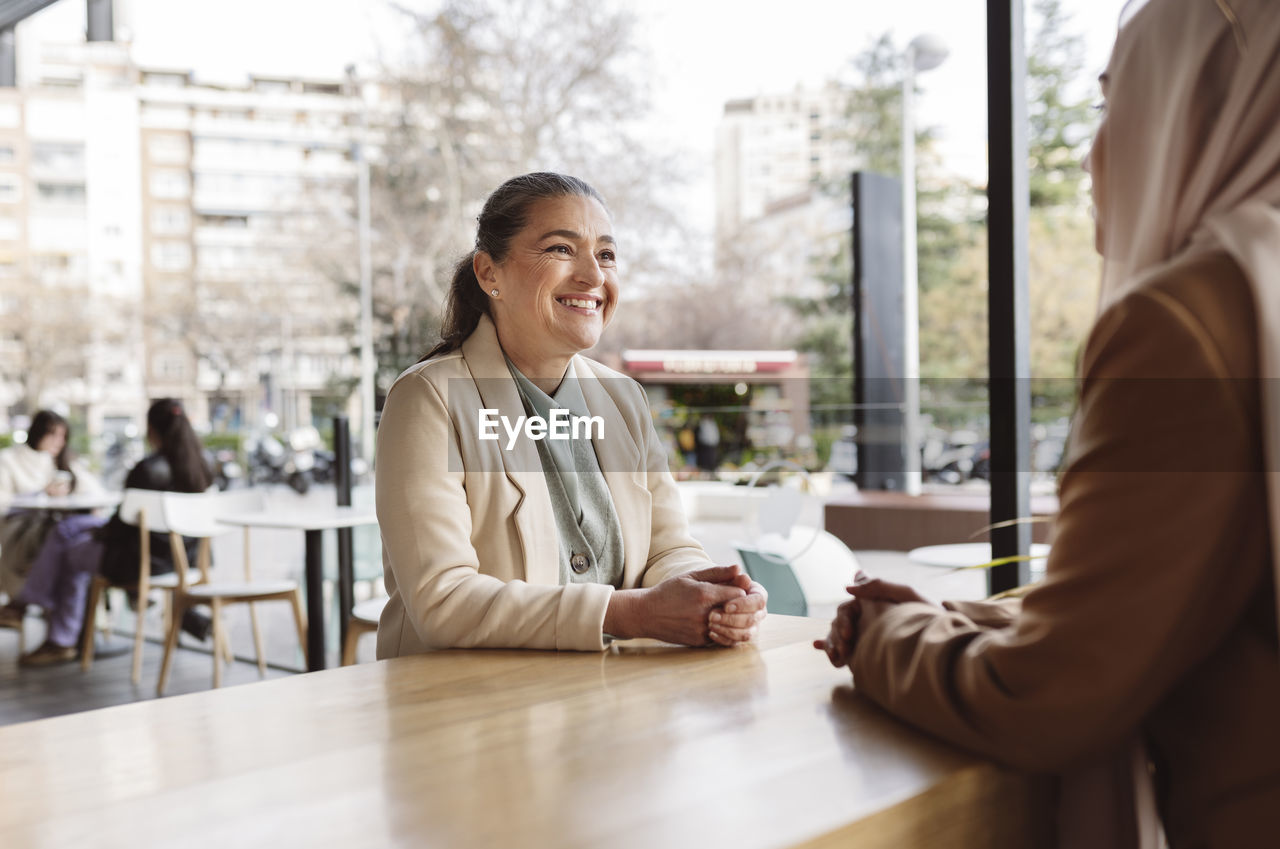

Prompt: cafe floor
[{"left": 0, "top": 481, "right": 989, "bottom": 727}]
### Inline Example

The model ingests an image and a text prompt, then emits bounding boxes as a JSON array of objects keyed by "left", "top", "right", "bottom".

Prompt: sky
[{"left": 20, "top": 0, "right": 1127, "bottom": 246}]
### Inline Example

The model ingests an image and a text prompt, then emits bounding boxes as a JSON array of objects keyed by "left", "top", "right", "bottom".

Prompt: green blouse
[{"left": 506, "top": 358, "right": 625, "bottom": 589}]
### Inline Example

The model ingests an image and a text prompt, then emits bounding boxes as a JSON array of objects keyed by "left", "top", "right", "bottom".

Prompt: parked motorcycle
[
  {"left": 210, "top": 448, "right": 244, "bottom": 491},
  {"left": 245, "top": 429, "right": 317, "bottom": 494},
  {"left": 921, "top": 428, "right": 981, "bottom": 484}
]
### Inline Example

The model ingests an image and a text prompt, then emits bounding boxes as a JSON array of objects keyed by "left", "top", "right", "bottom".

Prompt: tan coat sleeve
[
  {"left": 376, "top": 371, "right": 613, "bottom": 651},
  {"left": 850, "top": 286, "right": 1266, "bottom": 772},
  {"left": 942, "top": 597, "right": 1022, "bottom": 629}
]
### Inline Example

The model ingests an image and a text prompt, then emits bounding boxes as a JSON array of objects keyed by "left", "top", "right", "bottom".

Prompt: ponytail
[
  {"left": 146, "top": 399, "right": 213, "bottom": 493},
  {"left": 419, "top": 250, "right": 490, "bottom": 362}
]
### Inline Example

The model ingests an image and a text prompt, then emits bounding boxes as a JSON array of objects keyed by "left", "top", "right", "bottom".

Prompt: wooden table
[
  {"left": 218, "top": 506, "right": 377, "bottom": 671},
  {"left": 0, "top": 616, "right": 1051, "bottom": 848}
]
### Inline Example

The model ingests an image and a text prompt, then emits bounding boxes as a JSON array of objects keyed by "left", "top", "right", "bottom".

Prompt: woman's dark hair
[
  {"left": 28, "top": 409, "right": 76, "bottom": 491},
  {"left": 147, "top": 399, "right": 213, "bottom": 493},
  {"left": 420, "top": 172, "right": 609, "bottom": 361}
]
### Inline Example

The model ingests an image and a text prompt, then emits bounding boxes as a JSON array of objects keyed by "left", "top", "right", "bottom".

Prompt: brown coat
[{"left": 851, "top": 252, "right": 1279, "bottom": 848}]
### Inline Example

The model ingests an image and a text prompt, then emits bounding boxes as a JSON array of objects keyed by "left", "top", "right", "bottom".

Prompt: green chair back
[{"left": 735, "top": 546, "right": 808, "bottom": 617}]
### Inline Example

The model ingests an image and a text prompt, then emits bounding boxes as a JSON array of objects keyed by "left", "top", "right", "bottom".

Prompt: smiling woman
[
  {"left": 476, "top": 194, "right": 620, "bottom": 386},
  {"left": 375, "top": 172, "right": 768, "bottom": 655}
]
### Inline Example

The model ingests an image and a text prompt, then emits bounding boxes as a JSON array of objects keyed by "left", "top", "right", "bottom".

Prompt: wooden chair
[
  {"left": 81, "top": 490, "right": 183, "bottom": 685},
  {"left": 340, "top": 596, "right": 387, "bottom": 666},
  {"left": 157, "top": 490, "right": 307, "bottom": 695},
  {"left": 0, "top": 611, "right": 27, "bottom": 655}
]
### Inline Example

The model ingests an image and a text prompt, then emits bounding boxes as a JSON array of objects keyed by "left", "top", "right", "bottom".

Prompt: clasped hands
[
  {"left": 608, "top": 563, "right": 767, "bottom": 647},
  {"left": 699, "top": 564, "right": 768, "bottom": 647},
  {"left": 813, "top": 572, "right": 935, "bottom": 668}
]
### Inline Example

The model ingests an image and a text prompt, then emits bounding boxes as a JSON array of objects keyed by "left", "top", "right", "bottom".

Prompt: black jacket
[{"left": 98, "top": 455, "right": 204, "bottom": 585}]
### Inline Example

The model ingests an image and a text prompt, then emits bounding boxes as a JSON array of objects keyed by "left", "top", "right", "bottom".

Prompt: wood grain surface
[{"left": 0, "top": 615, "right": 1050, "bottom": 849}]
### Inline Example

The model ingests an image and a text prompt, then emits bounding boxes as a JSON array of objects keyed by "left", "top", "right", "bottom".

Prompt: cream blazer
[{"left": 375, "top": 315, "right": 713, "bottom": 655}]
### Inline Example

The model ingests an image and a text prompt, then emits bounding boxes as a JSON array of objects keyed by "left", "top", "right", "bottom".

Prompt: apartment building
[
  {"left": 0, "top": 31, "right": 363, "bottom": 440},
  {"left": 0, "top": 38, "right": 144, "bottom": 440},
  {"left": 713, "top": 83, "right": 855, "bottom": 300},
  {"left": 714, "top": 83, "right": 855, "bottom": 236},
  {"left": 137, "top": 68, "right": 360, "bottom": 433}
]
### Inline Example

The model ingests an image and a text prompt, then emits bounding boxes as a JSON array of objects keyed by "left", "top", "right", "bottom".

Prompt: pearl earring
[{"left": 490, "top": 288, "right": 499, "bottom": 297}]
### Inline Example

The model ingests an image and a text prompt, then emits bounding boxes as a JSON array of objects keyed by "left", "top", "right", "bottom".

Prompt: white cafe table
[
  {"left": 218, "top": 506, "right": 377, "bottom": 671},
  {"left": 0, "top": 616, "right": 1051, "bottom": 848},
  {"left": 908, "top": 542, "right": 1051, "bottom": 572},
  {"left": 8, "top": 491, "right": 122, "bottom": 512}
]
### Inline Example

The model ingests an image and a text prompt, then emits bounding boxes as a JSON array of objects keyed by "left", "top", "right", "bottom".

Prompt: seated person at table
[
  {"left": 816, "top": 1, "right": 1280, "bottom": 845},
  {"left": 4, "top": 399, "right": 214, "bottom": 666},
  {"left": 376, "top": 172, "right": 766, "bottom": 654},
  {"left": 0, "top": 409, "right": 103, "bottom": 605}
]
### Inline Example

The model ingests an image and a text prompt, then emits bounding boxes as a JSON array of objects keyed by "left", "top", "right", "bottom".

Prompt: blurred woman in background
[
  {"left": 2, "top": 399, "right": 213, "bottom": 666},
  {"left": 0, "top": 410, "right": 102, "bottom": 602}
]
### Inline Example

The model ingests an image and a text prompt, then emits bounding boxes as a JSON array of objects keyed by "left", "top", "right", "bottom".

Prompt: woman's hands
[
  {"left": 604, "top": 565, "right": 767, "bottom": 647},
  {"left": 707, "top": 567, "right": 767, "bottom": 647},
  {"left": 813, "top": 573, "right": 934, "bottom": 668}
]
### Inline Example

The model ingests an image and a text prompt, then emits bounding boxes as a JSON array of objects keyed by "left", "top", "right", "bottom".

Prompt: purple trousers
[{"left": 18, "top": 514, "right": 107, "bottom": 648}]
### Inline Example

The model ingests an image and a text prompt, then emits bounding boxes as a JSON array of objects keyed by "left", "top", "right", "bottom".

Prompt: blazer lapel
[
  {"left": 572, "top": 358, "right": 652, "bottom": 585},
  {"left": 460, "top": 315, "right": 558, "bottom": 586}
]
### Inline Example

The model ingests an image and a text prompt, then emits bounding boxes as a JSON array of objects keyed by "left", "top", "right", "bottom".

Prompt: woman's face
[
  {"left": 35, "top": 425, "right": 66, "bottom": 456},
  {"left": 1082, "top": 73, "right": 1110, "bottom": 255},
  {"left": 479, "top": 194, "right": 620, "bottom": 367}
]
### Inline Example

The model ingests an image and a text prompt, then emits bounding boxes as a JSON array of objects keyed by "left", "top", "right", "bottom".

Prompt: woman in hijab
[{"left": 816, "top": 1, "right": 1280, "bottom": 846}]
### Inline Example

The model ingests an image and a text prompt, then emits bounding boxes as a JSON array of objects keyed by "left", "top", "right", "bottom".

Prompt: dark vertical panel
[
  {"left": 334, "top": 416, "right": 354, "bottom": 652},
  {"left": 987, "top": 0, "right": 1032, "bottom": 593},
  {"left": 86, "top": 0, "right": 113, "bottom": 41},
  {"left": 304, "top": 530, "right": 325, "bottom": 671},
  {"left": 0, "top": 27, "right": 14, "bottom": 88},
  {"left": 852, "top": 171, "right": 908, "bottom": 491}
]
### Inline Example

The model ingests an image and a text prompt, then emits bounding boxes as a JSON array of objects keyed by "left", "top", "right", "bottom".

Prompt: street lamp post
[
  {"left": 347, "top": 66, "right": 376, "bottom": 468},
  {"left": 901, "top": 34, "right": 948, "bottom": 496}
]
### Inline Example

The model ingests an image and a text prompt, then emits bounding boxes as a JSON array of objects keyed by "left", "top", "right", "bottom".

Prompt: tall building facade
[
  {"left": 713, "top": 83, "right": 855, "bottom": 301},
  {"left": 0, "top": 30, "right": 363, "bottom": 444},
  {"left": 0, "top": 38, "right": 145, "bottom": 441},
  {"left": 137, "top": 68, "right": 359, "bottom": 434}
]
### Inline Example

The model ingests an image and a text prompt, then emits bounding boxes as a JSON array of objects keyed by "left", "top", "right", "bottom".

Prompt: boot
[{"left": 180, "top": 608, "right": 213, "bottom": 642}]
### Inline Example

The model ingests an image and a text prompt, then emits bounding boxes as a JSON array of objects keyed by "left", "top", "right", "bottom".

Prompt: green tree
[
  {"left": 790, "top": 33, "right": 985, "bottom": 399},
  {"left": 1026, "top": 0, "right": 1102, "bottom": 394},
  {"left": 1027, "top": 0, "right": 1097, "bottom": 208},
  {"left": 783, "top": 237, "right": 854, "bottom": 410},
  {"left": 781, "top": 7, "right": 1104, "bottom": 463}
]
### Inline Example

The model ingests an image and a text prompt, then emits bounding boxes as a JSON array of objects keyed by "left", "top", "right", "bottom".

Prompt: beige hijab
[{"left": 1095, "top": 0, "right": 1280, "bottom": 641}]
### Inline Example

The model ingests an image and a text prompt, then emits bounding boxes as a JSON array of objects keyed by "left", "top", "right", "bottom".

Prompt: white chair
[
  {"left": 341, "top": 596, "right": 386, "bottom": 666},
  {"left": 751, "top": 525, "right": 862, "bottom": 621},
  {"left": 156, "top": 490, "right": 308, "bottom": 695},
  {"left": 81, "top": 489, "right": 184, "bottom": 685}
]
